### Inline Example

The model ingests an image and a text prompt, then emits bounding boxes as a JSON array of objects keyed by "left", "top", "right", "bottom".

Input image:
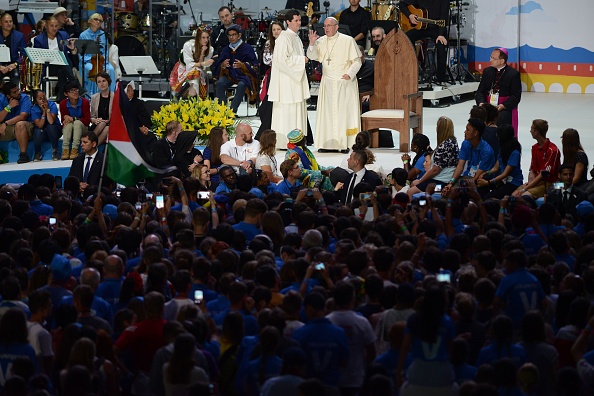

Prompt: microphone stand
[{"left": 183, "top": 0, "right": 198, "bottom": 32}]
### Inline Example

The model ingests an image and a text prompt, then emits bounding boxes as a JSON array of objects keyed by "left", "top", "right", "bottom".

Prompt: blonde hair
[
  {"left": 88, "top": 13, "right": 103, "bottom": 23},
  {"left": 436, "top": 116, "right": 455, "bottom": 146}
]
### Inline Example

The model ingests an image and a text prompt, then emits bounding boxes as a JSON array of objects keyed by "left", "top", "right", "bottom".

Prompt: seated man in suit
[
  {"left": 69, "top": 131, "right": 106, "bottom": 193},
  {"left": 546, "top": 163, "right": 587, "bottom": 220},
  {"left": 337, "top": 149, "right": 382, "bottom": 203}
]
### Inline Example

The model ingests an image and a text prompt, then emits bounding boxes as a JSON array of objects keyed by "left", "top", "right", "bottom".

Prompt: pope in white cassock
[
  {"left": 307, "top": 17, "right": 362, "bottom": 151},
  {"left": 269, "top": 10, "right": 311, "bottom": 149}
]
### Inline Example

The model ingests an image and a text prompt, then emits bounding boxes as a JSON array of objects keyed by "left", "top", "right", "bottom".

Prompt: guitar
[
  {"left": 399, "top": 4, "right": 446, "bottom": 32},
  {"left": 306, "top": 1, "right": 314, "bottom": 30}
]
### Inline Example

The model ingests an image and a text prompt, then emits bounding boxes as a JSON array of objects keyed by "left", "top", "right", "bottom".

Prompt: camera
[
  {"left": 437, "top": 273, "right": 451, "bottom": 283},
  {"left": 198, "top": 191, "right": 210, "bottom": 199},
  {"left": 49, "top": 217, "right": 57, "bottom": 232},
  {"left": 554, "top": 182, "right": 564, "bottom": 190},
  {"left": 315, "top": 263, "right": 325, "bottom": 270},
  {"left": 55, "top": 176, "right": 62, "bottom": 190},
  {"left": 434, "top": 185, "right": 442, "bottom": 192},
  {"left": 419, "top": 199, "right": 427, "bottom": 206},
  {"left": 359, "top": 193, "right": 372, "bottom": 201},
  {"left": 135, "top": 202, "right": 142, "bottom": 211},
  {"left": 146, "top": 193, "right": 154, "bottom": 200},
  {"left": 156, "top": 195, "right": 164, "bottom": 209},
  {"left": 306, "top": 189, "right": 313, "bottom": 197}
]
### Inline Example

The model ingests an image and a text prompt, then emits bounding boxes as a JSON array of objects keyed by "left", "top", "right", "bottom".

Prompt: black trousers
[{"left": 406, "top": 28, "right": 448, "bottom": 83}]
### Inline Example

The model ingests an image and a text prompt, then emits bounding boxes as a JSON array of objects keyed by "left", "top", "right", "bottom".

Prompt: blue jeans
[
  {"left": 33, "top": 123, "right": 62, "bottom": 153},
  {"left": 215, "top": 76, "right": 247, "bottom": 113}
]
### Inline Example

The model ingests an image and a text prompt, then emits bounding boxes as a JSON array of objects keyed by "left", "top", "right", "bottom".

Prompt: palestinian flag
[{"left": 106, "top": 82, "right": 173, "bottom": 186}]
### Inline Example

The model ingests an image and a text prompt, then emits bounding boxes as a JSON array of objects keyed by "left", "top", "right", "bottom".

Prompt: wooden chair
[{"left": 361, "top": 28, "right": 423, "bottom": 152}]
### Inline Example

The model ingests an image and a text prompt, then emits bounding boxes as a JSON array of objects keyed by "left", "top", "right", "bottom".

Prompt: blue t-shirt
[
  {"left": 275, "top": 179, "right": 301, "bottom": 196},
  {"left": 0, "top": 93, "right": 32, "bottom": 121},
  {"left": 459, "top": 139, "right": 495, "bottom": 177},
  {"left": 245, "top": 355, "right": 283, "bottom": 395},
  {"left": 95, "top": 278, "right": 123, "bottom": 308},
  {"left": 215, "top": 182, "right": 233, "bottom": 194},
  {"left": 407, "top": 314, "right": 456, "bottom": 362},
  {"left": 476, "top": 342, "right": 526, "bottom": 367},
  {"left": 232, "top": 222, "right": 262, "bottom": 243},
  {"left": 496, "top": 267, "right": 545, "bottom": 328},
  {"left": 413, "top": 155, "right": 426, "bottom": 179},
  {"left": 61, "top": 294, "right": 113, "bottom": 325},
  {"left": 498, "top": 150, "right": 523, "bottom": 186},
  {"left": 202, "top": 147, "right": 220, "bottom": 183},
  {"left": 31, "top": 101, "right": 61, "bottom": 126},
  {"left": 292, "top": 317, "right": 350, "bottom": 387},
  {"left": 206, "top": 294, "right": 230, "bottom": 317},
  {"left": 0, "top": 343, "right": 38, "bottom": 390},
  {"left": 171, "top": 201, "right": 201, "bottom": 213}
]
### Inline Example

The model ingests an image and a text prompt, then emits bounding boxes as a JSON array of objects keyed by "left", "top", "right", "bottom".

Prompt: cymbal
[
  {"left": 235, "top": 11, "right": 258, "bottom": 16},
  {"left": 152, "top": 1, "right": 175, "bottom": 5},
  {"left": 277, "top": 8, "right": 306, "bottom": 16},
  {"left": 97, "top": 2, "right": 127, "bottom": 10}
]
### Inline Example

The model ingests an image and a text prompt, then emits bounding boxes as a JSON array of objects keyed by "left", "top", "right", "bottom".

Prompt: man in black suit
[
  {"left": 68, "top": 131, "right": 105, "bottom": 193},
  {"left": 338, "top": 150, "right": 382, "bottom": 203},
  {"left": 475, "top": 47, "right": 522, "bottom": 135},
  {"left": 546, "top": 163, "right": 587, "bottom": 219}
]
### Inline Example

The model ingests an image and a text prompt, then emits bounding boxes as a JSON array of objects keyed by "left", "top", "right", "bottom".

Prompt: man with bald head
[
  {"left": 95, "top": 255, "right": 124, "bottom": 308},
  {"left": 61, "top": 267, "right": 113, "bottom": 324},
  {"left": 220, "top": 123, "right": 260, "bottom": 174},
  {"left": 307, "top": 17, "right": 362, "bottom": 152},
  {"left": 124, "top": 233, "right": 164, "bottom": 274}
]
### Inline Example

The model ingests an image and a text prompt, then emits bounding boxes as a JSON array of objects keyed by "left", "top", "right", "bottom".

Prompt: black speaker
[{"left": 177, "top": 35, "right": 194, "bottom": 52}]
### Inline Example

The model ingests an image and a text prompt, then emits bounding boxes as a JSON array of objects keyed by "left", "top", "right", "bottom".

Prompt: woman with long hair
[
  {"left": 0, "top": 309, "right": 38, "bottom": 381},
  {"left": 244, "top": 326, "right": 282, "bottom": 396},
  {"left": 407, "top": 116, "right": 459, "bottom": 197},
  {"left": 402, "top": 133, "right": 432, "bottom": 181},
  {"left": 477, "top": 124, "right": 523, "bottom": 199},
  {"left": 256, "top": 21, "right": 284, "bottom": 139},
  {"left": 191, "top": 163, "right": 212, "bottom": 191},
  {"left": 561, "top": 128, "right": 588, "bottom": 187},
  {"left": 261, "top": 211, "right": 286, "bottom": 255},
  {"left": 89, "top": 71, "right": 113, "bottom": 146},
  {"left": 256, "top": 129, "right": 282, "bottom": 183},
  {"left": 163, "top": 333, "right": 208, "bottom": 396},
  {"left": 203, "top": 127, "right": 229, "bottom": 189},
  {"left": 396, "top": 286, "right": 458, "bottom": 395},
  {"left": 174, "top": 29, "right": 214, "bottom": 98}
]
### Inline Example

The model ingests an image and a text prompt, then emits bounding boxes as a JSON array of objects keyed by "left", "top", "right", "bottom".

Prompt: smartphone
[
  {"left": 419, "top": 199, "right": 427, "bottom": 206},
  {"left": 437, "top": 273, "right": 451, "bottom": 283},
  {"left": 306, "top": 189, "right": 313, "bottom": 197},
  {"left": 554, "top": 182, "right": 564, "bottom": 190},
  {"left": 54, "top": 175, "right": 62, "bottom": 190},
  {"left": 146, "top": 193, "right": 153, "bottom": 201},
  {"left": 135, "top": 202, "right": 142, "bottom": 211},
  {"left": 315, "top": 263, "right": 325, "bottom": 270},
  {"left": 49, "top": 217, "right": 57, "bottom": 231},
  {"left": 198, "top": 191, "right": 210, "bottom": 199},
  {"left": 116, "top": 191, "right": 121, "bottom": 197},
  {"left": 194, "top": 290, "right": 204, "bottom": 304},
  {"left": 359, "top": 193, "right": 372, "bottom": 200},
  {"left": 434, "top": 185, "right": 442, "bottom": 192},
  {"left": 156, "top": 194, "right": 164, "bottom": 209}
]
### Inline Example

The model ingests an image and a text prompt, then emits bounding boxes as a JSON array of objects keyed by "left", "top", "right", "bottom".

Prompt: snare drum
[{"left": 117, "top": 12, "right": 139, "bottom": 31}]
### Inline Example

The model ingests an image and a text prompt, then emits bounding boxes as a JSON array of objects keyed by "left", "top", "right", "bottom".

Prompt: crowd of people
[{"left": 2, "top": 97, "right": 594, "bottom": 396}]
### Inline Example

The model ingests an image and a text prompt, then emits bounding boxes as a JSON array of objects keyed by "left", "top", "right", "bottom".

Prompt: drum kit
[{"left": 96, "top": 1, "right": 177, "bottom": 73}]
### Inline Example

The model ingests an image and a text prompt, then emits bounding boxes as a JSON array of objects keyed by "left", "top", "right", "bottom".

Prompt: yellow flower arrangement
[{"left": 151, "top": 97, "right": 236, "bottom": 143}]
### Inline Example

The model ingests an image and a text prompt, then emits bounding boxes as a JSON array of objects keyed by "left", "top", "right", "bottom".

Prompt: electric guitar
[{"left": 399, "top": 4, "right": 446, "bottom": 32}]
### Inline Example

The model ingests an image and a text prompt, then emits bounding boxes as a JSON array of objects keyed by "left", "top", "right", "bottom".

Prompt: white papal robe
[
  {"left": 307, "top": 32, "right": 361, "bottom": 150},
  {"left": 269, "top": 29, "right": 310, "bottom": 149}
]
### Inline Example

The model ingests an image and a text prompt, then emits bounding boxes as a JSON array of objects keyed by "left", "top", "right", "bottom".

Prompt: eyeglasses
[
  {"left": 93, "top": 18, "right": 103, "bottom": 22},
  {"left": 67, "top": 89, "right": 79, "bottom": 93},
  {"left": 227, "top": 32, "right": 238, "bottom": 37}
]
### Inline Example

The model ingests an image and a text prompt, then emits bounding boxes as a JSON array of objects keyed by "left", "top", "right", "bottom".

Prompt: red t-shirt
[
  {"left": 530, "top": 139, "right": 560, "bottom": 183},
  {"left": 115, "top": 318, "right": 166, "bottom": 372}
]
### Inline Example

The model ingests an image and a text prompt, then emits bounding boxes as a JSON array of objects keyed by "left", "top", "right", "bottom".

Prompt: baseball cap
[{"left": 51, "top": 254, "right": 72, "bottom": 281}]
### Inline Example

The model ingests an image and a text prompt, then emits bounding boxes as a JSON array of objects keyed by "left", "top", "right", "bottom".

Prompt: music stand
[
  {"left": 0, "top": 45, "right": 10, "bottom": 63},
  {"left": 119, "top": 56, "right": 160, "bottom": 99},
  {"left": 24, "top": 48, "right": 69, "bottom": 97},
  {"left": 75, "top": 40, "right": 101, "bottom": 96}
]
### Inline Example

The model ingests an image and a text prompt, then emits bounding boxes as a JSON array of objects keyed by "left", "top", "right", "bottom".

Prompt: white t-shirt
[
  {"left": 255, "top": 154, "right": 279, "bottom": 176},
  {"left": 163, "top": 298, "right": 195, "bottom": 321},
  {"left": 326, "top": 310, "right": 376, "bottom": 388},
  {"left": 27, "top": 321, "right": 54, "bottom": 358},
  {"left": 48, "top": 37, "right": 59, "bottom": 51},
  {"left": 220, "top": 139, "right": 260, "bottom": 172}
]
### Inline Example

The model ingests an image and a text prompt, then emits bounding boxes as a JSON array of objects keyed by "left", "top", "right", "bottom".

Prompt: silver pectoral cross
[{"left": 327, "top": 58, "right": 331, "bottom": 64}]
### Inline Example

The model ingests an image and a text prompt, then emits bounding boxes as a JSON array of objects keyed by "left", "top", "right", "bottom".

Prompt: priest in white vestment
[
  {"left": 307, "top": 17, "right": 362, "bottom": 151},
  {"left": 269, "top": 10, "right": 311, "bottom": 149}
]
